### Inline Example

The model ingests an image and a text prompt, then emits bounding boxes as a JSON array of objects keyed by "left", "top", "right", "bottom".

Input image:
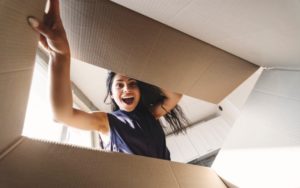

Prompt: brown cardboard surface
[
  {"left": 0, "top": 71, "right": 33, "bottom": 153},
  {"left": 0, "top": 0, "right": 45, "bottom": 73},
  {"left": 170, "top": 162, "right": 227, "bottom": 188},
  {"left": 0, "top": 137, "right": 226, "bottom": 188},
  {"left": 0, "top": 0, "right": 46, "bottom": 153},
  {"left": 60, "top": 0, "right": 259, "bottom": 104}
]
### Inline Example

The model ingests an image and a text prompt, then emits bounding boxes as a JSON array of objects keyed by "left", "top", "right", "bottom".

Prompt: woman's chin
[{"left": 120, "top": 105, "right": 136, "bottom": 112}]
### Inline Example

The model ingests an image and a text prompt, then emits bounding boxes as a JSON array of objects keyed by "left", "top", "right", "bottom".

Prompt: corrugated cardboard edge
[
  {"left": 0, "top": 137, "right": 24, "bottom": 161},
  {"left": 0, "top": 137, "right": 227, "bottom": 188},
  {"left": 0, "top": 137, "right": 179, "bottom": 187}
]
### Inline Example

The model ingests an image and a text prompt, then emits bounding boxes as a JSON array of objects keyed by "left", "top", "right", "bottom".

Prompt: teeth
[{"left": 122, "top": 96, "right": 134, "bottom": 99}]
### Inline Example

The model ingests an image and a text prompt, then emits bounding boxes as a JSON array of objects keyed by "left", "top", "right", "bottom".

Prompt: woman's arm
[
  {"left": 151, "top": 88, "right": 182, "bottom": 119},
  {"left": 28, "top": 0, "right": 109, "bottom": 133}
]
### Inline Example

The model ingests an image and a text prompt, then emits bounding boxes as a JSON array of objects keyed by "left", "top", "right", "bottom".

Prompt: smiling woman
[
  {"left": 27, "top": 0, "right": 188, "bottom": 160},
  {"left": 104, "top": 72, "right": 189, "bottom": 134},
  {"left": 98, "top": 71, "right": 189, "bottom": 159},
  {"left": 109, "top": 74, "right": 141, "bottom": 112}
]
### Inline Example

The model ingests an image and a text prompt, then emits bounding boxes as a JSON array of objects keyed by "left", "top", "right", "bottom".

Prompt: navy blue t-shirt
[{"left": 99, "top": 109, "right": 170, "bottom": 160}]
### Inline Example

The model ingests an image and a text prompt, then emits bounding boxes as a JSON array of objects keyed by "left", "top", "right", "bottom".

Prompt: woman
[{"left": 27, "top": 0, "right": 187, "bottom": 160}]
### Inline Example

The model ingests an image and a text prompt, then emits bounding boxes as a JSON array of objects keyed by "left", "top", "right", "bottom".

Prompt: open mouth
[{"left": 122, "top": 97, "right": 134, "bottom": 105}]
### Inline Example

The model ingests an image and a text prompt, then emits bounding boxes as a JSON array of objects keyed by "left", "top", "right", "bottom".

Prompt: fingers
[
  {"left": 27, "top": 17, "right": 39, "bottom": 28},
  {"left": 39, "top": 35, "right": 49, "bottom": 49},
  {"left": 47, "top": 0, "right": 60, "bottom": 19},
  {"left": 44, "top": 0, "right": 62, "bottom": 31},
  {"left": 27, "top": 6, "right": 70, "bottom": 56},
  {"left": 27, "top": 16, "right": 52, "bottom": 39},
  {"left": 28, "top": 17, "right": 50, "bottom": 50}
]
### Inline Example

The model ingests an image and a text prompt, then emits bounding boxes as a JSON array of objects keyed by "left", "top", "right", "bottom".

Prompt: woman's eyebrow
[{"left": 115, "top": 78, "right": 136, "bottom": 82}]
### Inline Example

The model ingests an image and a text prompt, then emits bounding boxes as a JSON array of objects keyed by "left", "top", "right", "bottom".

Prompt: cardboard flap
[
  {"left": 0, "top": 0, "right": 46, "bottom": 154},
  {"left": 0, "top": 137, "right": 227, "bottom": 188},
  {"left": 60, "top": 0, "right": 259, "bottom": 104}
]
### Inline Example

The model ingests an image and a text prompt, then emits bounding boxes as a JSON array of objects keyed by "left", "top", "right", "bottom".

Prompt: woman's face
[{"left": 111, "top": 74, "right": 141, "bottom": 112}]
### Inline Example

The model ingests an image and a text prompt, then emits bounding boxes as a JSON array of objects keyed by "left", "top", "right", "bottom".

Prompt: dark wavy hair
[{"left": 104, "top": 71, "right": 188, "bottom": 134}]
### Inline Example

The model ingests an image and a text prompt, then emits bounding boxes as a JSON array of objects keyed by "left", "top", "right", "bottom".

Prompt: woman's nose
[{"left": 123, "top": 84, "right": 130, "bottom": 93}]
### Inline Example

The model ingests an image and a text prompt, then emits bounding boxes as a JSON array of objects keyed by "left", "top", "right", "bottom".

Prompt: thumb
[
  {"left": 27, "top": 16, "right": 39, "bottom": 28},
  {"left": 27, "top": 16, "right": 51, "bottom": 39}
]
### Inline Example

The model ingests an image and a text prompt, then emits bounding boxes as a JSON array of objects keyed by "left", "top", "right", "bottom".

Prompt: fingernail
[{"left": 28, "top": 17, "right": 39, "bottom": 28}]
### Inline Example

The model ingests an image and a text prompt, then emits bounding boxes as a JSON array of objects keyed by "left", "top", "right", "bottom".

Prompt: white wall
[
  {"left": 167, "top": 116, "right": 230, "bottom": 163},
  {"left": 166, "top": 68, "right": 263, "bottom": 163},
  {"left": 212, "top": 69, "right": 300, "bottom": 188},
  {"left": 218, "top": 68, "right": 263, "bottom": 126}
]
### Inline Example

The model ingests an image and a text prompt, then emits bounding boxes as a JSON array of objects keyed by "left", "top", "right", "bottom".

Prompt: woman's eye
[
  {"left": 128, "top": 82, "right": 137, "bottom": 88},
  {"left": 116, "top": 83, "right": 124, "bottom": 89}
]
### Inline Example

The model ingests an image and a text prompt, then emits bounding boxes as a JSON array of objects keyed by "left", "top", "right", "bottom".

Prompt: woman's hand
[
  {"left": 151, "top": 88, "right": 182, "bottom": 119},
  {"left": 28, "top": 0, "right": 70, "bottom": 57}
]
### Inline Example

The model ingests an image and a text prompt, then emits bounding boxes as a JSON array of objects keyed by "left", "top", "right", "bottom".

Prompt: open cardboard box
[{"left": 0, "top": 0, "right": 263, "bottom": 187}]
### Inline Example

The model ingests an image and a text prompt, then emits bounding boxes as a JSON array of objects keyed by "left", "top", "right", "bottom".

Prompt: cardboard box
[
  {"left": 60, "top": 0, "right": 258, "bottom": 104},
  {"left": 0, "top": 0, "right": 259, "bottom": 187}
]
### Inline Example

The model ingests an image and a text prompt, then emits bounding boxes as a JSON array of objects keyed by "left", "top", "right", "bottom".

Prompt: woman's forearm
[{"left": 48, "top": 52, "right": 73, "bottom": 122}]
